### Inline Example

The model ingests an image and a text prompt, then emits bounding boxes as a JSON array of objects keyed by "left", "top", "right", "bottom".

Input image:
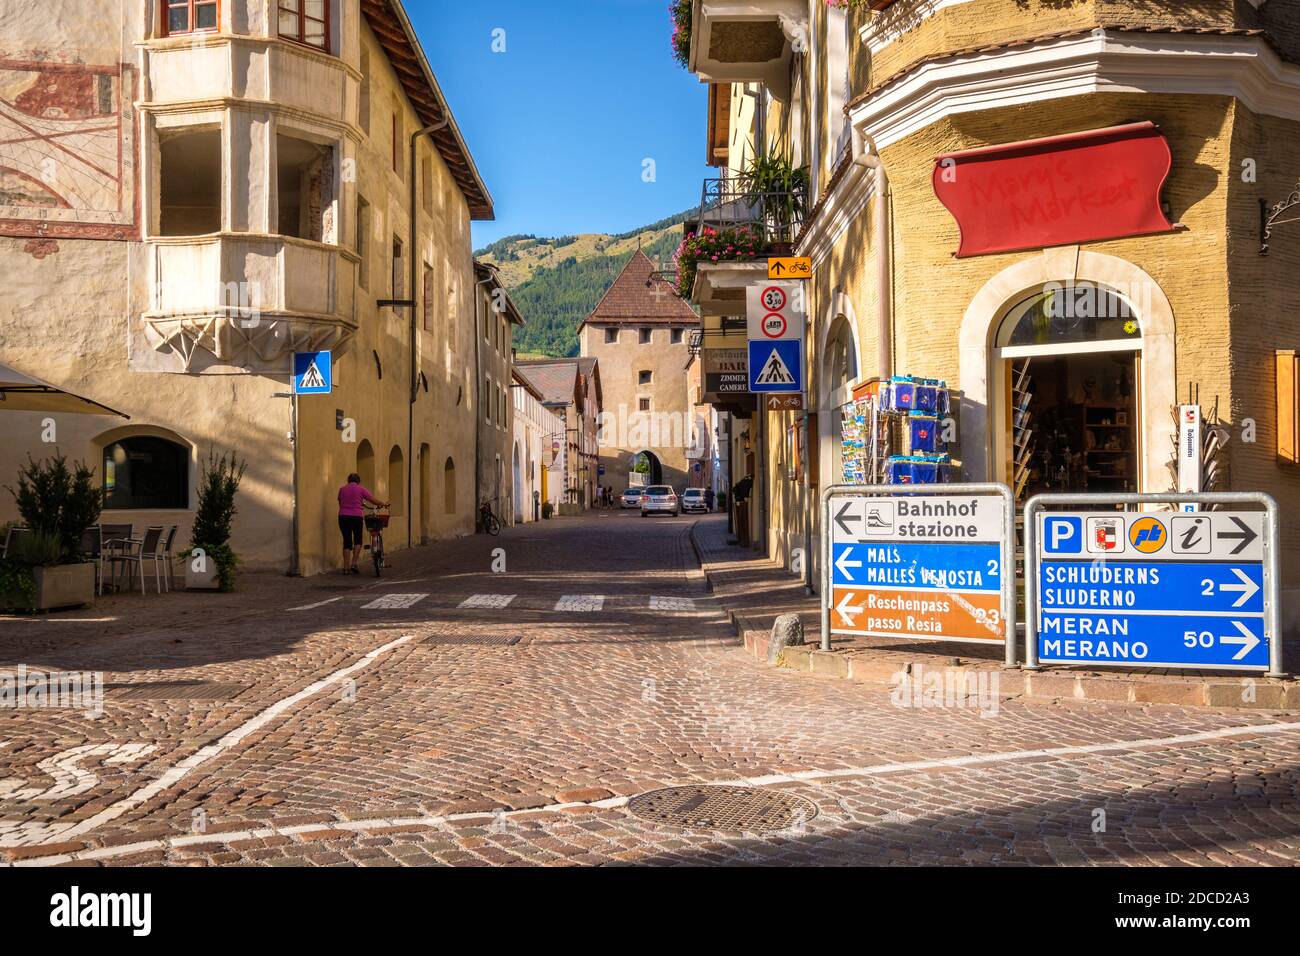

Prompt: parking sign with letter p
[{"left": 1043, "top": 516, "right": 1083, "bottom": 554}]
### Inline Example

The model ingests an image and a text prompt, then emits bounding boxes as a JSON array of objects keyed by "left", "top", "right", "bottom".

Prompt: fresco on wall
[{"left": 0, "top": 58, "right": 138, "bottom": 240}]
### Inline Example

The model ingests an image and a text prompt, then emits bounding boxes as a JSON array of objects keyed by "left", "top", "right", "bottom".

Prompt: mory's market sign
[{"left": 932, "top": 121, "right": 1176, "bottom": 258}]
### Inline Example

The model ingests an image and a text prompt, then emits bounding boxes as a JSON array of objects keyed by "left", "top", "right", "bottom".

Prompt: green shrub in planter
[
  {"left": 183, "top": 451, "right": 246, "bottom": 592},
  {"left": 7, "top": 452, "right": 104, "bottom": 561},
  {"left": 716, "top": 491, "right": 728, "bottom": 510}
]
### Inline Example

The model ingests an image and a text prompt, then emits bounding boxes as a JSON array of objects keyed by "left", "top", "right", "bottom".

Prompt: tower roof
[{"left": 582, "top": 250, "right": 699, "bottom": 328}]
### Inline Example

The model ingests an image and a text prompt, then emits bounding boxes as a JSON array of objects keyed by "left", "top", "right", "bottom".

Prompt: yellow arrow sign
[{"left": 767, "top": 256, "right": 812, "bottom": 280}]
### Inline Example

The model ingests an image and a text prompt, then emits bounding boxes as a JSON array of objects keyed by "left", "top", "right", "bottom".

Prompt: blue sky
[{"left": 412, "top": 1, "right": 711, "bottom": 250}]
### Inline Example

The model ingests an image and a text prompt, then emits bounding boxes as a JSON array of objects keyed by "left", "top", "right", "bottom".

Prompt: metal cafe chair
[
  {"left": 1, "top": 524, "right": 29, "bottom": 560},
  {"left": 159, "top": 525, "right": 179, "bottom": 591},
  {"left": 78, "top": 525, "right": 105, "bottom": 596},
  {"left": 107, "top": 525, "right": 165, "bottom": 596},
  {"left": 99, "top": 523, "right": 133, "bottom": 592}
]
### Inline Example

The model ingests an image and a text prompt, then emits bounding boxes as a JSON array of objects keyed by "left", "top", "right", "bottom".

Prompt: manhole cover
[
  {"left": 626, "top": 785, "right": 817, "bottom": 834},
  {"left": 419, "top": 634, "right": 521, "bottom": 646},
  {"left": 104, "top": 682, "right": 248, "bottom": 700}
]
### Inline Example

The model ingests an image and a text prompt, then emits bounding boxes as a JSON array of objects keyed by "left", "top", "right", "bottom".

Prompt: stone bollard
[{"left": 768, "top": 613, "right": 805, "bottom": 665}]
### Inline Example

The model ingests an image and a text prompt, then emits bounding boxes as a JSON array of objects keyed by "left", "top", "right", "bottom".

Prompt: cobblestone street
[{"left": 1, "top": 513, "right": 1297, "bottom": 867}]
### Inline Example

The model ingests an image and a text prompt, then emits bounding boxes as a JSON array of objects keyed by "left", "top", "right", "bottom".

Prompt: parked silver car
[
  {"left": 639, "top": 485, "right": 679, "bottom": 517},
  {"left": 680, "top": 488, "right": 709, "bottom": 513},
  {"left": 620, "top": 488, "right": 643, "bottom": 509}
]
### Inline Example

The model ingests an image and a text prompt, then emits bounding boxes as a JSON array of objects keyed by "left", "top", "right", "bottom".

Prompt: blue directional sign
[
  {"left": 832, "top": 541, "right": 1000, "bottom": 591},
  {"left": 1035, "top": 511, "right": 1269, "bottom": 671},
  {"left": 1039, "top": 612, "right": 1267, "bottom": 670},
  {"left": 747, "top": 339, "right": 802, "bottom": 393},
  {"left": 293, "top": 350, "right": 332, "bottom": 395}
]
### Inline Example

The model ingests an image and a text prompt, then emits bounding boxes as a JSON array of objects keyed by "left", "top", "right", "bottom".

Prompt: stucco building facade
[
  {"left": 0, "top": 0, "right": 492, "bottom": 574},
  {"left": 580, "top": 250, "right": 701, "bottom": 494},
  {"left": 683, "top": 0, "right": 1300, "bottom": 628}
]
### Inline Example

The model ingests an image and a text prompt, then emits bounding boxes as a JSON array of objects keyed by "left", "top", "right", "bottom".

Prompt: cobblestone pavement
[{"left": 1, "top": 511, "right": 1297, "bottom": 866}]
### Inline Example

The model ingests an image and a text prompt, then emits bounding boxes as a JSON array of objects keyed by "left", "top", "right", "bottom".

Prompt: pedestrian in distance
[
  {"left": 704, "top": 486, "right": 715, "bottom": 513},
  {"left": 338, "top": 473, "right": 388, "bottom": 574}
]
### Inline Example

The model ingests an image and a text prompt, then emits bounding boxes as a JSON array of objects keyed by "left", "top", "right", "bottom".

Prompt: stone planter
[
  {"left": 185, "top": 559, "right": 221, "bottom": 590},
  {"left": 31, "top": 563, "right": 95, "bottom": 611}
]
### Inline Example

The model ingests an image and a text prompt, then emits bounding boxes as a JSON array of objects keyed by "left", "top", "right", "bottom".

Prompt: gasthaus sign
[
  {"left": 827, "top": 486, "right": 1014, "bottom": 654},
  {"left": 1031, "top": 503, "right": 1275, "bottom": 672}
]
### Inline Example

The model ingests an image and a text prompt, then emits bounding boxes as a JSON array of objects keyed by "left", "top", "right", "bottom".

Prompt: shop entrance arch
[{"left": 958, "top": 249, "right": 1176, "bottom": 493}]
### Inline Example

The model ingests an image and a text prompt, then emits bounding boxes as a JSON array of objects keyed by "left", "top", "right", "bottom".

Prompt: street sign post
[
  {"left": 767, "top": 256, "right": 812, "bottom": 280},
  {"left": 1025, "top": 493, "right": 1282, "bottom": 675},
  {"left": 746, "top": 283, "right": 805, "bottom": 394},
  {"left": 820, "top": 483, "right": 1016, "bottom": 666}
]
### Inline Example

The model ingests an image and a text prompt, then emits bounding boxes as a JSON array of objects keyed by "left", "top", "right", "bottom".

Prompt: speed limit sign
[{"left": 746, "top": 282, "right": 804, "bottom": 342}]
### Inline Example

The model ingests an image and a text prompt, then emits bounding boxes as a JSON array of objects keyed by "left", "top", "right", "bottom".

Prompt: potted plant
[
  {"left": 182, "top": 451, "right": 246, "bottom": 592},
  {"left": 674, "top": 224, "right": 763, "bottom": 299},
  {"left": 3, "top": 453, "right": 103, "bottom": 611},
  {"left": 669, "top": 0, "right": 692, "bottom": 67}
]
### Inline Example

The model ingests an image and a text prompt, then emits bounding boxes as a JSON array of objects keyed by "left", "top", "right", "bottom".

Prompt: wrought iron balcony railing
[{"left": 692, "top": 176, "right": 806, "bottom": 246}]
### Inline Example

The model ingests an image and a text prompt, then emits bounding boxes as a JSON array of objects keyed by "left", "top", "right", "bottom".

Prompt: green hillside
[{"left": 476, "top": 211, "right": 692, "bottom": 357}]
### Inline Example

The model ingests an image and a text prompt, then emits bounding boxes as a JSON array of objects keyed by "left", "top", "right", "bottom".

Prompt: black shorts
[{"left": 339, "top": 515, "right": 364, "bottom": 549}]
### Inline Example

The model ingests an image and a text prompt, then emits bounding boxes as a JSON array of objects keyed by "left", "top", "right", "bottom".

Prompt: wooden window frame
[
  {"left": 162, "top": 0, "right": 220, "bottom": 37},
  {"left": 277, "top": 0, "right": 330, "bottom": 54}
]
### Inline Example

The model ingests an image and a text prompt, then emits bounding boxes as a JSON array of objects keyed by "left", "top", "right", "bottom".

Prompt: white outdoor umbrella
[{"left": 0, "top": 361, "right": 129, "bottom": 418}]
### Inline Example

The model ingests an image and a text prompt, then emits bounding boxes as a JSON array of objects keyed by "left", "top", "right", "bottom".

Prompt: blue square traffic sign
[
  {"left": 293, "top": 351, "right": 332, "bottom": 395},
  {"left": 1042, "top": 516, "right": 1082, "bottom": 554},
  {"left": 747, "top": 339, "right": 802, "bottom": 393}
]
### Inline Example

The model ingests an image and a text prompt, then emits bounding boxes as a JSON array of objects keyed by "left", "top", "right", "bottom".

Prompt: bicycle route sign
[
  {"left": 1034, "top": 511, "right": 1270, "bottom": 670},
  {"left": 830, "top": 494, "right": 1009, "bottom": 645}
]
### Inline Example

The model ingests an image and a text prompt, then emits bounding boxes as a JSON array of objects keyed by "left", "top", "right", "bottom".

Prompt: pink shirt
[{"left": 338, "top": 483, "right": 373, "bottom": 517}]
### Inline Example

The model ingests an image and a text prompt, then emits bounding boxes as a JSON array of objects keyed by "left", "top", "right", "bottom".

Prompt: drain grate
[
  {"left": 626, "top": 785, "right": 817, "bottom": 834},
  {"left": 104, "top": 682, "right": 248, "bottom": 700},
  {"left": 418, "top": 634, "right": 521, "bottom": 647}
]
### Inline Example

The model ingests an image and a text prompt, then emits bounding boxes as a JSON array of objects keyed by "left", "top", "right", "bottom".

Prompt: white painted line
[
  {"left": 10, "top": 717, "right": 1300, "bottom": 864},
  {"left": 649, "top": 596, "right": 696, "bottom": 612},
  {"left": 361, "top": 593, "right": 428, "bottom": 610},
  {"left": 287, "top": 596, "right": 345, "bottom": 612},
  {"left": 5, "top": 633, "right": 414, "bottom": 849},
  {"left": 555, "top": 594, "right": 604, "bottom": 612},
  {"left": 459, "top": 594, "right": 517, "bottom": 609}
]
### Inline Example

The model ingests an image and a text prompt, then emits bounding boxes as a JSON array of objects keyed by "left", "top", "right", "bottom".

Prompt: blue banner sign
[
  {"left": 832, "top": 541, "right": 1000, "bottom": 592},
  {"left": 1038, "top": 611, "right": 1267, "bottom": 670}
]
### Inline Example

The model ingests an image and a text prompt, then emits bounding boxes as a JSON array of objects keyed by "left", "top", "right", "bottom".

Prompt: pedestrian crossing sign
[
  {"left": 747, "top": 339, "right": 802, "bottom": 393},
  {"left": 293, "top": 351, "right": 332, "bottom": 395}
]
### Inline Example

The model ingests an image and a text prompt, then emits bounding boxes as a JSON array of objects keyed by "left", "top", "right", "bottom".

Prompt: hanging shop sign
[
  {"left": 1028, "top": 495, "right": 1278, "bottom": 673},
  {"left": 823, "top": 484, "right": 1015, "bottom": 659},
  {"left": 703, "top": 348, "right": 749, "bottom": 395},
  {"left": 932, "top": 121, "right": 1176, "bottom": 258}
]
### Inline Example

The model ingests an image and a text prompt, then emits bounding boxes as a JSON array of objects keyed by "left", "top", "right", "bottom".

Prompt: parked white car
[
  {"left": 639, "top": 485, "right": 679, "bottom": 517},
  {"left": 680, "top": 488, "right": 709, "bottom": 513},
  {"left": 620, "top": 488, "right": 643, "bottom": 509}
]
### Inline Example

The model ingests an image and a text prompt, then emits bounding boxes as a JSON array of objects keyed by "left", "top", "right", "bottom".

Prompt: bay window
[{"left": 164, "top": 0, "right": 218, "bottom": 36}]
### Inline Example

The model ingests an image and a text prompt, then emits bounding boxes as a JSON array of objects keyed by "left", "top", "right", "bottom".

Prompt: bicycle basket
[{"left": 364, "top": 513, "right": 390, "bottom": 531}]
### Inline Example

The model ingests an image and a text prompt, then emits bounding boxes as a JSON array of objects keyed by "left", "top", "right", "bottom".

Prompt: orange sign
[
  {"left": 767, "top": 256, "right": 812, "bottom": 280},
  {"left": 831, "top": 586, "right": 1005, "bottom": 643}
]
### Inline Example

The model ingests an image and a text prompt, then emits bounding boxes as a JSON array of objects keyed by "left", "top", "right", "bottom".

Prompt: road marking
[
  {"left": 287, "top": 596, "right": 345, "bottom": 612},
  {"left": 0, "top": 744, "right": 156, "bottom": 802},
  {"left": 459, "top": 594, "right": 516, "bottom": 609},
  {"left": 361, "top": 593, "right": 428, "bottom": 610},
  {"left": 12, "top": 717, "right": 1300, "bottom": 865},
  {"left": 555, "top": 594, "right": 604, "bottom": 612},
  {"left": 649, "top": 596, "right": 696, "bottom": 612},
  {"left": 2, "top": 634, "right": 415, "bottom": 849}
]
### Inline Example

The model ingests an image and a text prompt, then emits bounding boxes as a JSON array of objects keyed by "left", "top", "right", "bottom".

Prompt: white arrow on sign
[
  {"left": 1220, "top": 620, "right": 1261, "bottom": 661},
  {"left": 1219, "top": 568, "right": 1260, "bottom": 609},
  {"left": 836, "top": 591, "right": 864, "bottom": 627},
  {"left": 835, "top": 547, "right": 862, "bottom": 582}
]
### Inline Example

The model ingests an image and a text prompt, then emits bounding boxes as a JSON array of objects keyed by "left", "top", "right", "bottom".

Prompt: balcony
[
  {"left": 144, "top": 234, "right": 357, "bottom": 371},
  {"left": 692, "top": 175, "right": 805, "bottom": 245},
  {"left": 688, "top": 0, "right": 807, "bottom": 94}
]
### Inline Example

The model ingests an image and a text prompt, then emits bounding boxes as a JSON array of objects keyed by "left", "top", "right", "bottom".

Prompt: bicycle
[
  {"left": 363, "top": 505, "right": 390, "bottom": 576},
  {"left": 479, "top": 500, "right": 501, "bottom": 536}
]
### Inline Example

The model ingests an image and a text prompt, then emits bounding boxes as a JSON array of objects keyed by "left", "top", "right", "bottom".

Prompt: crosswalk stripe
[
  {"left": 649, "top": 596, "right": 696, "bottom": 611},
  {"left": 555, "top": 594, "right": 604, "bottom": 612},
  {"left": 361, "top": 593, "right": 428, "bottom": 610},
  {"left": 459, "top": 594, "right": 517, "bottom": 609}
]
